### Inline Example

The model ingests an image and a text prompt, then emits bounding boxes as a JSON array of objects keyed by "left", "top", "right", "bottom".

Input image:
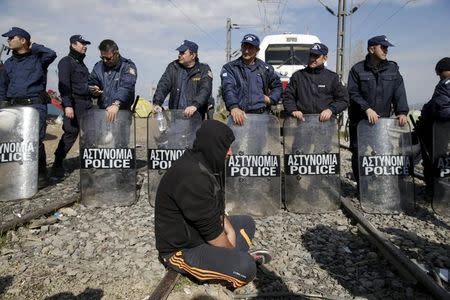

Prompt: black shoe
[
  {"left": 50, "top": 165, "right": 65, "bottom": 179},
  {"left": 38, "top": 173, "right": 49, "bottom": 189}
]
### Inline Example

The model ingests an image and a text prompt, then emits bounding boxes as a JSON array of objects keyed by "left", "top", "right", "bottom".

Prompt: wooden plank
[{"left": 148, "top": 269, "right": 180, "bottom": 300}]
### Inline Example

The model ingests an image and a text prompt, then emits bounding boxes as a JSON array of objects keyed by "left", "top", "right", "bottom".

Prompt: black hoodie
[{"left": 154, "top": 120, "right": 235, "bottom": 256}]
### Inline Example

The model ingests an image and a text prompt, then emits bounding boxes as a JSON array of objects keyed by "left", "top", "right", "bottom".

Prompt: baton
[{"left": 131, "top": 95, "right": 139, "bottom": 114}]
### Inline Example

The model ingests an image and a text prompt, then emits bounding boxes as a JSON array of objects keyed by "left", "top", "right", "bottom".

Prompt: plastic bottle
[{"left": 156, "top": 111, "right": 167, "bottom": 132}]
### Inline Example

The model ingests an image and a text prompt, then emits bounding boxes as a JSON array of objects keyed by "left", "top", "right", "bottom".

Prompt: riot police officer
[
  {"left": 221, "top": 33, "right": 282, "bottom": 125},
  {"left": 347, "top": 35, "right": 409, "bottom": 185},
  {"left": 283, "top": 43, "right": 348, "bottom": 121},
  {"left": 0, "top": 27, "right": 57, "bottom": 188},
  {"left": 52, "top": 35, "right": 92, "bottom": 178},
  {"left": 88, "top": 39, "right": 137, "bottom": 121},
  {"left": 153, "top": 40, "right": 212, "bottom": 119},
  {"left": 416, "top": 57, "right": 450, "bottom": 197}
]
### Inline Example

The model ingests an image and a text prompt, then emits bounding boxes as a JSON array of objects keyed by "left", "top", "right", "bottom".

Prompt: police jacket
[
  {"left": 283, "top": 65, "right": 349, "bottom": 115},
  {"left": 155, "top": 120, "right": 235, "bottom": 256},
  {"left": 58, "top": 47, "right": 90, "bottom": 107},
  {"left": 421, "top": 78, "right": 450, "bottom": 122},
  {"left": 347, "top": 55, "right": 409, "bottom": 123},
  {"left": 153, "top": 60, "right": 212, "bottom": 115},
  {"left": 221, "top": 57, "right": 282, "bottom": 111},
  {"left": 0, "top": 43, "right": 56, "bottom": 101},
  {"left": 88, "top": 56, "right": 137, "bottom": 109}
]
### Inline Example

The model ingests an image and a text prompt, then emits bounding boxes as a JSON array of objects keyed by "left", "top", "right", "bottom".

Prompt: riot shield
[
  {"left": 0, "top": 107, "right": 39, "bottom": 201},
  {"left": 225, "top": 114, "right": 281, "bottom": 216},
  {"left": 79, "top": 109, "right": 136, "bottom": 207},
  {"left": 357, "top": 118, "right": 414, "bottom": 213},
  {"left": 284, "top": 115, "right": 340, "bottom": 213},
  {"left": 147, "top": 110, "right": 201, "bottom": 206},
  {"left": 432, "top": 121, "right": 450, "bottom": 216}
]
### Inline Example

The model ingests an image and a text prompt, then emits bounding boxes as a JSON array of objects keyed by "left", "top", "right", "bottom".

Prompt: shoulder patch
[
  {"left": 445, "top": 79, "right": 450, "bottom": 85},
  {"left": 208, "top": 70, "right": 213, "bottom": 79},
  {"left": 222, "top": 72, "right": 227, "bottom": 77},
  {"left": 128, "top": 67, "right": 136, "bottom": 76}
]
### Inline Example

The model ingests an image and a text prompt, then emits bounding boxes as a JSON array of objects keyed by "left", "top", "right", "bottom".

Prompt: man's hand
[
  {"left": 89, "top": 85, "right": 103, "bottom": 97},
  {"left": 366, "top": 108, "right": 380, "bottom": 124},
  {"left": 106, "top": 104, "right": 119, "bottom": 123},
  {"left": 397, "top": 114, "right": 407, "bottom": 127},
  {"left": 183, "top": 105, "right": 197, "bottom": 118},
  {"left": 319, "top": 108, "right": 333, "bottom": 122},
  {"left": 263, "top": 95, "right": 271, "bottom": 106},
  {"left": 223, "top": 216, "right": 236, "bottom": 247},
  {"left": 64, "top": 107, "right": 74, "bottom": 119},
  {"left": 153, "top": 104, "right": 162, "bottom": 113},
  {"left": 291, "top": 111, "right": 305, "bottom": 121},
  {"left": 231, "top": 107, "right": 246, "bottom": 126}
]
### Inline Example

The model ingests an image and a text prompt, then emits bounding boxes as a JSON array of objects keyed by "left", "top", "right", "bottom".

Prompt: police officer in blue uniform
[
  {"left": 52, "top": 35, "right": 92, "bottom": 178},
  {"left": 221, "top": 33, "right": 282, "bottom": 125},
  {"left": 416, "top": 57, "right": 450, "bottom": 197},
  {"left": 153, "top": 40, "right": 212, "bottom": 119},
  {"left": 88, "top": 39, "right": 137, "bottom": 122},
  {"left": 0, "top": 27, "right": 57, "bottom": 187},
  {"left": 347, "top": 35, "right": 409, "bottom": 185}
]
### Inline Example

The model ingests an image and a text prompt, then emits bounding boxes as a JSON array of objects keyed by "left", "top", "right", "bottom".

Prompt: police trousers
[
  {"left": 54, "top": 99, "right": 93, "bottom": 164},
  {"left": 163, "top": 215, "right": 257, "bottom": 289}
]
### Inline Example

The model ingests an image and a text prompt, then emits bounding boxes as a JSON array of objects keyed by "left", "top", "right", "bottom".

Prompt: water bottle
[{"left": 156, "top": 111, "right": 167, "bottom": 132}]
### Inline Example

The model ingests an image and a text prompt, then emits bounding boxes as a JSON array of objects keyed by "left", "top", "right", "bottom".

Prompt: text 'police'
[
  {"left": 81, "top": 148, "right": 135, "bottom": 169},
  {"left": 360, "top": 155, "right": 411, "bottom": 176},
  {"left": 227, "top": 155, "right": 280, "bottom": 177},
  {"left": 285, "top": 153, "right": 339, "bottom": 175},
  {"left": 148, "top": 149, "right": 185, "bottom": 170},
  {"left": 0, "top": 142, "right": 37, "bottom": 163},
  {"left": 436, "top": 155, "right": 450, "bottom": 178}
]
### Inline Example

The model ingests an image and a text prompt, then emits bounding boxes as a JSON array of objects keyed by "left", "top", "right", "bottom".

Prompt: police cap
[
  {"left": 2, "top": 27, "right": 30, "bottom": 41},
  {"left": 367, "top": 35, "right": 394, "bottom": 47},
  {"left": 70, "top": 34, "right": 91, "bottom": 45},
  {"left": 310, "top": 43, "right": 328, "bottom": 56},
  {"left": 176, "top": 40, "right": 198, "bottom": 53},
  {"left": 241, "top": 34, "right": 260, "bottom": 47}
]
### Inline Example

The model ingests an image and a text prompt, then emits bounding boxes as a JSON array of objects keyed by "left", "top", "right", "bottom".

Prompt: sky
[{"left": 0, "top": 0, "right": 449, "bottom": 107}]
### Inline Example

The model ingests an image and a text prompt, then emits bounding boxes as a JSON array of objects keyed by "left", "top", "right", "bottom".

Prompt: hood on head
[{"left": 192, "top": 120, "right": 235, "bottom": 173}]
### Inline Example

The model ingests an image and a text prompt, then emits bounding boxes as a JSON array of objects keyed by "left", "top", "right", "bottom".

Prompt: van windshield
[{"left": 265, "top": 44, "right": 311, "bottom": 66}]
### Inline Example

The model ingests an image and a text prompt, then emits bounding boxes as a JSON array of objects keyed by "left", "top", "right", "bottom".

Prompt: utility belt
[
  {"left": 245, "top": 106, "right": 270, "bottom": 114},
  {"left": 7, "top": 96, "right": 47, "bottom": 106}
]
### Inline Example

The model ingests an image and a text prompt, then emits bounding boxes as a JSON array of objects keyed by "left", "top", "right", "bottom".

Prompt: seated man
[{"left": 154, "top": 120, "right": 270, "bottom": 288}]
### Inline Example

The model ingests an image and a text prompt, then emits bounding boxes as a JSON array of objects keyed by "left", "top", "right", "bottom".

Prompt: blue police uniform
[
  {"left": 88, "top": 56, "right": 137, "bottom": 109},
  {"left": 53, "top": 44, "right": 92, "bottom": 168},
  {"left": 0, "top": 41, "right": 57, "bottom": 177},
  {"left": 221, "top": 57, "right": 282, "bottom": 113}
]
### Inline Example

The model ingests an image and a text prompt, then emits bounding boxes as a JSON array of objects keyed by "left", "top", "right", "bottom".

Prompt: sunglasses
[{"left": 100, "top": 52, "right": 117, "bottom": 61}]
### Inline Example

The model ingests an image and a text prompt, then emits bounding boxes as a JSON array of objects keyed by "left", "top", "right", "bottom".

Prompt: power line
[
  {"left": 368, "top": 0, "right": 416, "bottom": 35},
  {"left": 167, "top": 0, "right": 223, "bottom": 48},
  {"left": 351, "top": 0, "right": 383, "bottom": 38}
]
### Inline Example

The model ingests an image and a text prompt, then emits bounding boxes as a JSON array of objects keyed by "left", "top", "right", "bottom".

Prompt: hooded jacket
[
  {"left": 155, "top": 120, "right": 235, "bottom": 256},
  {"left": 421, "top": 77, "right": 450, "bottom": 122}
]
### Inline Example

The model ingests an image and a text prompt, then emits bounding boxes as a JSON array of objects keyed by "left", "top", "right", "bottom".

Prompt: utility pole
[
  {"left": 336, "top": 0, "right": 346, "bottom": 81},
  {"left": 226, "top": 18, "right": 241, "bottom": 62},
  {"left": 318, "top": 0, "right": 361, "bottom": 81}
]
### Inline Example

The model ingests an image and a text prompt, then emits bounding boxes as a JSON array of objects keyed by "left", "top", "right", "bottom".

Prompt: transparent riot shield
[
  {"left": 357, "top": 118, "right": 414, "bottom": 213},
  {"left": 79, "top": 109, "right": 136, "bottom": 207},
  {"left": 147, "top": 110, "right": 201, "bottom": 206},
  {"left": 284, "top": 115, "right": 340, "bottom": 213},
  {"left": 432, "top": 121, "right": 450, "bottom": 216},
  {"left": 225, "top": 114, "right": 281, "bottom": 216},
  {"left": 0, "top": 107, "right": 39, "bottom": 201}
]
